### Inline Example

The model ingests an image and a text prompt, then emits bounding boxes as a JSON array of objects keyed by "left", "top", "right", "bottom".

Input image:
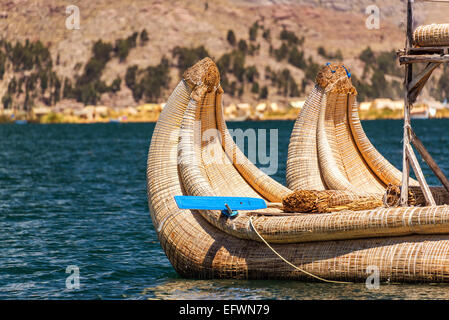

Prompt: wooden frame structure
[{"left": 397, "top": 0, "right": 449, "bottom": 206}]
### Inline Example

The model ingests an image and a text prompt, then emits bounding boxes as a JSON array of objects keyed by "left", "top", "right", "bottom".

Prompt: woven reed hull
[{"left": 147, "top": 59, "right": 449, "bottom": 282}]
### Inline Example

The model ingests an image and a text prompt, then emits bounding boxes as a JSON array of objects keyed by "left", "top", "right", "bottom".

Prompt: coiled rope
[{"left": 249, "top": 216, "right": 351, "bottom": 284}]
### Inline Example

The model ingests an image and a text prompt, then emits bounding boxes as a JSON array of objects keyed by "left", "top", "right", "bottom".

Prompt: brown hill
[{"left": 0, "top": 0, "right": 448, "bottom": 111}]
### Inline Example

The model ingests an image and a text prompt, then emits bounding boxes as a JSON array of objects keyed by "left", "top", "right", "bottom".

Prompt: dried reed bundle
[
  {"left": 282, "top": 190, "right": 332, "bottom": 212},
  {"left": 282, "top": 190, "right": 382, "bottom": 213},
  {"left": 383, "top": 184, "right": 416, "bottom": 207},
  {"left": 317, "top": 198, "right": 383, "bottom": 213},
  {"left": 384, "top": 184, "right": 449, "bottom": 207},
  {"left": 182, "top": 57, "right": 220, "bottom": 101}
]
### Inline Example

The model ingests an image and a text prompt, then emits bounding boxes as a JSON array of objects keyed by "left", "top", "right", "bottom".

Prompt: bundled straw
[
  {"left": 282, "top": 190, "right": 331, "bottom": 213},
  {"left": 413, "top": 24, "right": 449, "bottom": 47},
  {"left": 384, "top": 184, "right": 449, "bottom": 207},
  {"left": 383, "top": 184, "right": 416, "bottom": 207},
  {"left": 282, "top": 190, "right": 382, "bottom": 213}
]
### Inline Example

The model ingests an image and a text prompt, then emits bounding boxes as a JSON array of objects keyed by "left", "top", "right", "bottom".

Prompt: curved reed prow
[{"left": 287, "top": 63, "right": 423, "bottom": 194}]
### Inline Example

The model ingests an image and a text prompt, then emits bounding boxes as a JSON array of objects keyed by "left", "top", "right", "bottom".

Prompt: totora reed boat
[{"left": 146, "top": 57, "right": 449, "bottom": 283}]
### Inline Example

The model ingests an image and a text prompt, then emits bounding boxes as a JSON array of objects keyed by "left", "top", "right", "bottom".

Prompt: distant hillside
[{"left": 0, "top": 0, "right": 448, "bottom": 113}]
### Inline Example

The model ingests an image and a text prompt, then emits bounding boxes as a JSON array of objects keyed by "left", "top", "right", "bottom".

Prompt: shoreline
[
  {"left": 2, "top": 104, "right": 449, "bottom": 124},
  {"left": 3, "top": 114, "right": 449, "bottom": 124}
]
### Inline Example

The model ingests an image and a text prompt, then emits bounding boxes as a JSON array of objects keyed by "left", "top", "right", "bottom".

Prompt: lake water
[{"left": 1, "top": 119, "right": 449, "bottom": 299}]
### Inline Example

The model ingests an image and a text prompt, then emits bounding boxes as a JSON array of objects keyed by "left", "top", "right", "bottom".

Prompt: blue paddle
[{"left": 174, "top": 196, "right": 267, "bottom": 218}]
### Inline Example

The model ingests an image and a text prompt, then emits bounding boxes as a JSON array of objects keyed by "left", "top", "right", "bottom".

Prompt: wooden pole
[
  {"left": 405, "top": 144, "right": 437, "bottom": 205},
  {"left": 408, "top": 62, "right": 441, "bottom": 103},
  {"left": 410, "top": 130, "right": 449, "bottom": 194},
  {"left": 398, "top": 0, "right": 448, "bottom": 206},
  {"left": 400, "top": 0, "right": 437, "bottom": 206},
  {"left": 408, "top": 63, "right": 440, "bottom": 92},
  {"left": 400, "top": 0, "right": 414, "bottom": 206},
  {"left": 400, "top": 55, "right": 449, "bottom": 64}
]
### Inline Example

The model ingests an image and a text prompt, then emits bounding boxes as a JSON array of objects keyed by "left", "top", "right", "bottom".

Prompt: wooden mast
[
  {"left": 398, "top": 0, "right": 449, "bottom": 206},
  {"left": 400, "top": 0, "right": 437, "bottom": 206},
  {"left": 400, "top": 0, "right": 414, "bottom": 206}
]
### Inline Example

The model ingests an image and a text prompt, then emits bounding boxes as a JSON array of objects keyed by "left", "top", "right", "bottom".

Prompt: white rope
[{"left": 249, "top": 216, "right": 351, "bottom": 284}]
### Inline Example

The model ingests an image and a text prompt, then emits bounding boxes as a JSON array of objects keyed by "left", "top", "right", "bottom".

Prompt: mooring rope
[{"left": 249, "top": 216, "right": 352, "bottom": 284}]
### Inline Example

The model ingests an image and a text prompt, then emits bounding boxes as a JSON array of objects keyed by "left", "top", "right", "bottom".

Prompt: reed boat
[{"left": 146, "top": 57, "right": 449, "bottom": 283}]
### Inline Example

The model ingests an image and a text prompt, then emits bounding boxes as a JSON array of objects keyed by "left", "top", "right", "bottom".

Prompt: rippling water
[{"left": 1, "top": 119, "right": 449, "bottom": 299}]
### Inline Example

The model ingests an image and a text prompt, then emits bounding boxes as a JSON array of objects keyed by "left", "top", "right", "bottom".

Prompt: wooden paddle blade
[{"left": 174, "top": 196, "right": 267, "bottom": 211}]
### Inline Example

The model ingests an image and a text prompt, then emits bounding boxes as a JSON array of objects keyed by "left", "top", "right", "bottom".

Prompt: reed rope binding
[{"left": 248, "top": 216, "right": 351, "bottom": 284}]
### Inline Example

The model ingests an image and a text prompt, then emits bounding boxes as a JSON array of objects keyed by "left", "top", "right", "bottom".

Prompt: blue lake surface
[{"left": 1, "top": 119, "right": 449, "bottom": 299}]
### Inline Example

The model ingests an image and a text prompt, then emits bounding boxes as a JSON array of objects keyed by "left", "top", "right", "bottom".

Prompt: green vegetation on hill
[
  {"left": 249, "top": 22, "right": 259, "bottom": 42},
  {"left": 172, "top": 45, "right": 210, "bottom": 75},
  {"left": 0, "top": 39, "right": 56, "bottom": 110},
  {"left": 125, "top": 57, "right": 170, "bottom": 102},
  {"left": 0, "top": 29, "right": 155, "bottom": 110},
  {"left": 317, "top": 46, "right": 343, "bottom": 61},
  {"left": 353, "top": 47, "right": 403, "bottom": 101},
  {"left": 1, "top": 21, "right": 448, "bottom": 114},
  {"left": 0, "top": 51, "right": 6, "bottom": 79}
]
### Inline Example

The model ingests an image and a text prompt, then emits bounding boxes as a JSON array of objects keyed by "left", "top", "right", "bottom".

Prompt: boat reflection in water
[{"left": 140, "top": 279, "right": 449, "bottom": 300}]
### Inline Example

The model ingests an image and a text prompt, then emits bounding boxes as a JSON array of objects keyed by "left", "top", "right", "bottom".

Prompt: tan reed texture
[
  {"left": 413, "top": 24, "right": 449, "bottom": 47},
  {"left": 315, "top": 63, "right": 357, "bottom": 94},
  {"left": 332, "top": 94, "right": 386, "bottom": 193},
  {"left": 286, "top": 64, "right": 359, "bottom": 191},
  {"left": 288, "top": 64, "right": 387, "bottom": 194},
  {"left": 147, "top": 58, "right": 449, "bottom": 282},
  {"left": 316, "top": 91, "right": 385, "bottom": 193},
  {"left": 409, "top": 186, "right": 449, "bottom": 206},
  {"left": 316, "top": 92, "right": 358, "bottom": 191},
  {"left": 288, "top": 63, "right": 423, "bottom": 193},
  {"left": 286, "top": 85, "right": 327, "bottom": 191},
  {"left": 282, "top": 190, "right": 330, "bottom": 213},
  {"left": 384, "top": 184, "right": 417, "bottom": 207}
]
